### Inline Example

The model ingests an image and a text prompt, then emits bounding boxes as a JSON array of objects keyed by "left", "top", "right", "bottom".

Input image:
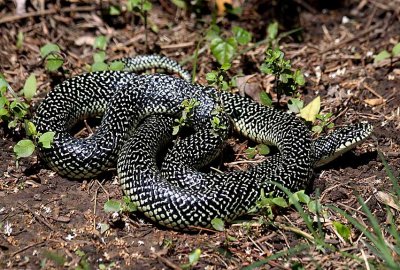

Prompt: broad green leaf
[
  {"left": 109, "top": 6, "right": 120, "bottom": 15},
  {"left": 109, "top": 61, "right": 125, "bottom": 71},
  {"left": 23, "top": 74, "right": 36, "bottom": 101},
  {"left": 14, "top": 139, "right": 35, "bottom": 158},
  {"left": 288, "top": 98, "right": 304, "bottom": 114},
  {"left": 104, "top": 199, "right": 122, "bottom": 213},
  {"left": 210, "top": 37, "right": 237, "bottom": 65},
  {"left": 75, "top": 249, "right": 85, "bottom": 257},
  {"left": 24, "top": 120, "right": 37, "bottom": 137},
  {"left": 300, "top": 96, "right": 320, "bottom": 122},
  {"left": 91, "top": 62, "right": 108, "bottom": 72},
  {"left": 257, "top": 144, "right": 270, "bottom": 155},
  {"left": 259, "top": 91, "right": 272, "bottom": 107},
  {"left": 93, "top": 51, "right": 106, "bottom": 63},
  {"left": 211, "top": 217, "right": 225, "bottom": 231},
  {"left": 46, "top": 55, "right": 64, "bottom": 71},
  {"left": 392, "top": 43, "right": 400, "bottom": 56},
  {"left": 188, "top": 248, "right": 201, "bottom": 265},
  {"left": 8, "top": 119, "right": 17, "bottom": 128},
  {"left": 373, "top": 50, "right": 391, "bottom": 63},
  {"left": 332, "top": 221, "right": 351, "bottom": 241},
  {"left": 267, "top": 22, "right": 278, "bottom": 40},
  {"left": 16, "top": 31, "right": 24, "bottom": 49},
  {"left": 232, "top": 26, "right": 252, "bottom": 45},
  {"left": 171, "top": 0, "right": 187, "bottom": 9},
  {"left": 40, "top": 43, "right": 60, "bottom": 58},
  {"left": 94, "top": 36, "right": 108, "bottom": 50},
  {"left": 38, "top": 131, "right": 55, "bottom": 148},
  {"left": 294, "top": 69, "right": 305, "bottom": 86},
  {"left": 272, "top": 197, "right": 288, "bottom": 208}
]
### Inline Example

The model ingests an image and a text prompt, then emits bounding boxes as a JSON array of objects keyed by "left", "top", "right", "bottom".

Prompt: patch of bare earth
[{"left": 0, "top": 0, "right": 399, "bottom": 269}]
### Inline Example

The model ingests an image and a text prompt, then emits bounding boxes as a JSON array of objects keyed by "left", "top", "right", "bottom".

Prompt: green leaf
[
  {"left": 300, "top": 96, "right": 320, "bottom": 122},
  {"left": 75, "top": 249, "right": 85, "bottom": 257},
  {"left": 211, "top": 218, "right": 225, "bottom": 231},
  {"left": 206, "top": 72, "right": 217, "bottom": 83},
  {"left": 94, "top": 36, "right": 108, "bottom": 50},
  {"left": 267, "top": 22, "right": 278, "bottom": 41},
  {"left": 22, "top": 73, "right": 36, "bottom": 101},
  {"left": 109, "top": 61, "right": 125, "bottom": 71},
  {"left": 14, "top": 139, "right": 35, "bottom": 159},
  {"left": 0, "top": 74, "right": 8, "bottom": 92},
  {"left": 272, "top": 197, "right": 288, "bottom": 208},
  {"left": 220, "top": 62, "right": 231, "bottom": 71},
  {"left": 142, "top": 1, "right": 152, "bottom": 11},
  {"left": 0, "top": 108, "right": 10, "bottom": 118},
  {"left": 104, "top": 199, "right": 122, "bottom": 213},
  {"left": 16, "top": 31, "right": 24, "bottom": 49},
  {"left": 259, "top": 91, "right": 272, "bottom": 106},
  {"left": 24, "top": 120, "right": 37, "bottom": 137},
  {"left": 257, "top": 144, "right": 270, "bottom": 155},
  {"left": 392, "top": 43, "right": 400, "bottom": 56},
  {"left": 210, "top": 37, "right": 237, "bottom": 65},
  {"left": 245, "top": 147, "right": 256, "bottom": 159},
  {"left": 308, "top": 200, "right": 322, "bottom": 214},
  {"left": 232, "top": 26, "right": 252, "bottom": 45},
  {"left": 288, "top": 98, "right": 304, "bottom": 114},
  {"left": 109, "top": 6, "right": 121, "bottom": 15},
  {"left": 40, "top": 43, "right": 60, "bottom": 58},
  {"left": 171, "top": 0, "right": 187, "bottom": 9},
  {"left": 188, "top": 248, "right": 201, "bottom": 265},
  {"left": 122, "top": 196, "right": 137, "bottom": 212},
  {"left": 311, "top": 125, "right": 323, "bottom": 134},
  {"left": 98, "top": 223, "right": 110, "bottom": 234},
  {"left": 332, "top": 221, "right": 351, "bottom": 241},
  {"left": 294, "top": 69, "right": 305, "bottom": 86},
  {"left": 373, "top": 50, "right": 391, "bottom": 63},
  {"left": 38, "top": 131, "right": 55, "bottom": 148},
  {"left": 91, "top": 62, "right": 108, "bottom": 72},
  {"left": 93, "top": 51, "right": 106, "bottom": 63},
  {"left": 45, "top": 55, "right": 64, "bottom": 71}
]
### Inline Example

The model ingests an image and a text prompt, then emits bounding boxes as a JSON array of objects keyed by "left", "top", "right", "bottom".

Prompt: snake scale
[{"left": 34, "top": 55, "right": 373, "bottom": 229}]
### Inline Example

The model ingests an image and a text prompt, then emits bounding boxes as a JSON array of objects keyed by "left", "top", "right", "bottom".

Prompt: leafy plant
[
  {"left": 103, "top": 196, "right": 137, "bottom": 214},
  {"left": 245, "top": 144, "right": 270, "bottom": 159},
  {"left": 0, "top": 74, "right": 54, "bottom": 161},
  {"left": 207, "top": 25, "right": 252, "bottom": 66},
  {"left": 173, "top": 98, "right": 200, "bottom": 135},
  {"left": 312, "top": 113, "right": 334, "bottom": 134},
  {"left": 90, "top": 36, "right": 125, "bottom": 72},
  {"left": 260, "top": 48, "right": 305, "bottom": 97},
  {"left": 40, "top": 43, "right": 64, "bottom": 72},
  {"left": 374, "top": 42, "right": 400, "bottom": 63}
]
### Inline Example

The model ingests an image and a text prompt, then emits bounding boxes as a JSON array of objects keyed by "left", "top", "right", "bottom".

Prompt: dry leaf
[
  {"left": 236, "top": 75, "right": 261, "bottom": 102},
  {"left": 376, "top": 191, "right": 400, "bottom": 211},
  {"left": 300, "top": 96, "right": 321, "bottom": 122},
  {"left": 215, "top": 0, "right": 232, "bottom": 15},
  {"left": 364, "top": 98, "right": 385, "bottom": 106}
]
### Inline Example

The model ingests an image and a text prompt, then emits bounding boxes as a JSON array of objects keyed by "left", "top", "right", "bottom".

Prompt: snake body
[{"left": 34, "top": 55, "right": 373, "bottom": 229}]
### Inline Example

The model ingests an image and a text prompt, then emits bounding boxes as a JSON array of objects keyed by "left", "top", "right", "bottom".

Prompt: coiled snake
[{"left": 34, "top": 55, "right": 373, "bottom": 229}]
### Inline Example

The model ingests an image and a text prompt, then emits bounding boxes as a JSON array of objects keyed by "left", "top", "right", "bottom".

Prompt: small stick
[
  {"left": 0, "top": 6, "right": 97, "bottom": 24},
  {"left": 11, "top": 240, "right": 46, "bottom": 257},
  {"left": 154, "top": 252, "right": 183, "bottom": 270}
]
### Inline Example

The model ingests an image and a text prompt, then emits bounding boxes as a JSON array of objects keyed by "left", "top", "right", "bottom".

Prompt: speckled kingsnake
[{"left": 34, "top": 55, "right": 373, "bottom": 229}]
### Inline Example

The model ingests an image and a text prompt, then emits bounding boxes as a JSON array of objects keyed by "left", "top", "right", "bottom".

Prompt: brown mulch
[{"left": 0, "top": 0, "right": 399, "bottom": 269}]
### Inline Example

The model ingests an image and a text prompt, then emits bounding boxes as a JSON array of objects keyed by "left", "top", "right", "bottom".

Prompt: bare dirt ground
[{"left": 0, "top": 0, "right": 399, "bottom": 269}]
